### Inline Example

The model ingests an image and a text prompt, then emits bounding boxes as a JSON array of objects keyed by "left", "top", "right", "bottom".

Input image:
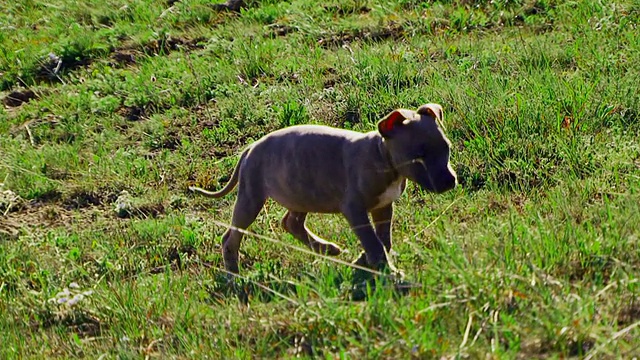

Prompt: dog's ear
[
  {"left": 378, "top": 110, "right": 409, "bottom": 138},
  {"left": 417, "top": 103, "right": 443, "bottom": 121}
]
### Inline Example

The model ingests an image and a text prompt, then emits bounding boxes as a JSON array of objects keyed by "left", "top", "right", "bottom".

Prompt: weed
[{"left": 1, "top": 0, "right": 639, "bottom": 358}]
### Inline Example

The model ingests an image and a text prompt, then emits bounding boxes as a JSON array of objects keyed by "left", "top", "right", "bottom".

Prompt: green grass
[{"left": 1, "top": 0, "right": 639, "bottom": 358}]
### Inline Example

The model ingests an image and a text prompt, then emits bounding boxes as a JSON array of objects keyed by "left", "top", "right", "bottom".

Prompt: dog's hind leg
[
  {"left": 222, "top": 191, "right": 266, "bottom": 275},
  {"left": 281, "top": 211, "right": 341, "bottom": 256}
]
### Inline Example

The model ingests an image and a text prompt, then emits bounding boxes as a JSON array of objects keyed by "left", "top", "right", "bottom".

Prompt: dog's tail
[{"left": 189, "top": 149, "right": 249, "bottom": 198}]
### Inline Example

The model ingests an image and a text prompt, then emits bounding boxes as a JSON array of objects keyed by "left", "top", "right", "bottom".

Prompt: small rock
[{"left": 114, "top": 190, "right": 133, "bottom": 218}]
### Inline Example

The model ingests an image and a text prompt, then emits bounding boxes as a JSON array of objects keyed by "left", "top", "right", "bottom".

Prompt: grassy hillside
[{"left": 1, "top": 0, "right": 639, "bottom": 358}]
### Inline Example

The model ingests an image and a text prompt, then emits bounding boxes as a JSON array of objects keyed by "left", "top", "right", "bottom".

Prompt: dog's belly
[
  {"left": 269, "top": 191, "right": 342, "bottom": 213},
  {"left": 265, "top": 175, "right": 404, "bottom": 214}
]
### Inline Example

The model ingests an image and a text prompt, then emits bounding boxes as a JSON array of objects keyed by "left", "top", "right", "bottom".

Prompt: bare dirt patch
[
  {"left": 1, "top": 186, "right": 170, "bottom": 243},
  {"left": 118, "top": 105, "right": 147, "bottom": 121},
  {"left": 2, "top": 89, "right": 39, "bottom": 107},
  {"left": 116, "top": 202, "right": 166, "bottom": 219},
  {"left": 618, "top": 301, "right": 640, "bottom": 326},
  {"left": 211, "top": 0, "right": 246, "bottom": 12},
  {"left": 109, "top": 49, "right": 138, "bottom": 66},
  {"left": 35, "top": 53, "right": 93, "bottom": 83},
  {"left": 62, "top": 188, "right": 119, "bottom": 210},
  {"left": 162, "top": 244, "right": 198, "bottom": 272},
  {"left": 139, "top": 36, "right": 206, "bottom": 56},
  {"left": 265, "top": 24, "right": 298, "bottom": 38},
  {"left": 2, "top": 185, "right": 127, "bottom": 235},
  {"left": 148, "top": 129, "right": 182, "bottom": 151},
  {"left": 37, "top": 309, "right": 103, "bottom": 338},
  {"left": 322, "top": 3, "right": 370, "bottom": 16},
  {"left": 15, "top": 36, "right": 206, "bottom": 88},
  {"left": 107, "top": 36, "right": 206, "bottom": 68},
  {"left": 317, "top": 21, "right": 407, "bottom": 49},
  {"left": 3, "top": 202, "right": 80, "bottom": 236},
  {"left": 31, "top": 189, "right": 63, "bottom": 204}
]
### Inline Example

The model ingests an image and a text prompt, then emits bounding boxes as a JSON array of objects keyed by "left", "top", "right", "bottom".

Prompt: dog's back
[{"left": 243, "top": 125, "right": 379, "bottom": 213}]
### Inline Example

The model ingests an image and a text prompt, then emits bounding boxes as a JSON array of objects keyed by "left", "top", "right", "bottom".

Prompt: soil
[{"left": 2, "top": 89, "right": 38, "bottom": 107}]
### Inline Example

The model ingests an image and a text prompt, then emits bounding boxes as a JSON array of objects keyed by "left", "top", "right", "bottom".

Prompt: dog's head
[{"left": 377, "top": 103, "right": 457, "bottom": 194}]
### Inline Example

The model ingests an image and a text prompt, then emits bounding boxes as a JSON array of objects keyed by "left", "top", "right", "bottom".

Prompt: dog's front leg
[
  {"left": 353, "top": 205, "right": 393, "bottom": 267},
  {"left": 371, "top": 205, "right": 393, "bottom": 251},
  {"left": 341, "top": 204, "right": 387, "bottom": 269}
]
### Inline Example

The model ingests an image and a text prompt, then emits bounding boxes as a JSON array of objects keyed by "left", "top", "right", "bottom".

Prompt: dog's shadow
[{"left": 207, "top": 266, "right": 416, "bottom": 305}]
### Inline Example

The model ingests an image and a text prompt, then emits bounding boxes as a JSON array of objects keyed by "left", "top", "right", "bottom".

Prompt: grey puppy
[{"left": 190, "top": 103, "right": 457, "bottom": 275}]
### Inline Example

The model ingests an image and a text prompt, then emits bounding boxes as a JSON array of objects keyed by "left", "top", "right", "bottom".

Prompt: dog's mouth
[
  {"left": 425, "top": 174, "right": 457, "bottom": 193},
  {"left": 398, "top": 158, "right": 457, "bottom": 193}
]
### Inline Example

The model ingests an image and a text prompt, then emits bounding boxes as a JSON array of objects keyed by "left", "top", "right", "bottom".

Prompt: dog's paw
[
  {"left": 352, "top": 252, "right": 368, "bottom": 267},
  {"left": 349, "top": 263, "right": 411, "bottom": 301},
  {"left": 312, "top": 241, "right": 342, "bottom": 256}
]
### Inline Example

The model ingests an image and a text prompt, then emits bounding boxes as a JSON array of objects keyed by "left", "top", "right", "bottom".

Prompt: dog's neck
[{"left": 376, "top": 135, "right": 398, "bottom": 178}]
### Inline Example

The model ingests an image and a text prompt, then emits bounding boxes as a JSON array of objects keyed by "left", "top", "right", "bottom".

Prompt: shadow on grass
[{"left": 206, "top": 264, "right": 416, "bottom": 305}]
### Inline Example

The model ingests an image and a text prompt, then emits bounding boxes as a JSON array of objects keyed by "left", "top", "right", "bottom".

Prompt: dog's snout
[
  {"left": 449, "top": 167, "right": 458, "bottom": 187},
  {"left": 433, "top": 170, "right": 457, "bottom": 194},
  {"left": 419, "top": 168, "right": 457, "bottom": 194},
  {"left": 442, "top": 173, "right": 457, "bottom": 192}
]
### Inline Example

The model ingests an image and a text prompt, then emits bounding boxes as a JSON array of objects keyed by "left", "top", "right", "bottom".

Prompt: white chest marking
[{"left": 373, "top": 179, "right": 404, "bottom": 209}]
